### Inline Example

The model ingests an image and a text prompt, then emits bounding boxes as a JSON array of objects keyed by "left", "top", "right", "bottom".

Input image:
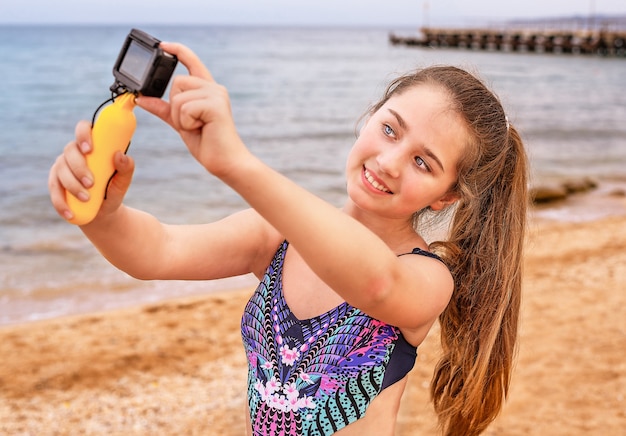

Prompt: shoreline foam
[{"left": 3, "top": 184, "right": 626, "bottom": 328}]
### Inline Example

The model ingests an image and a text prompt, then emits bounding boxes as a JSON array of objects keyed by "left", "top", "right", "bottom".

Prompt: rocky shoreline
[{"left": 531, "top": 177, "right": 626, "bottom": 204}]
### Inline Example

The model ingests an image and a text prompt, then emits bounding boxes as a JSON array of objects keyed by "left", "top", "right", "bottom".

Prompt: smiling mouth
[{"left": 363, "top": 168, "right": 392, "bottom": 194}]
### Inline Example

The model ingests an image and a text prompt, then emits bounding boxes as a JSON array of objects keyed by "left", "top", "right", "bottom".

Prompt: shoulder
[
  {"left": 395, "top": 250, "right": 454, "bottom": 346},
  {"left": 399, "top": 247, "right": 453, "bottom": 295}
]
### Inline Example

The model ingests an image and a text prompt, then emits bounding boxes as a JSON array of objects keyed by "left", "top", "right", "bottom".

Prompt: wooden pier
[{"left": 390, "top": 27, "right": 626, "bottom": 57}]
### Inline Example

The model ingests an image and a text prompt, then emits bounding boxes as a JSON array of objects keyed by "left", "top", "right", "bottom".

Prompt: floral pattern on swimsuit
[{"left": 241, "top": 241, "right": 418, "bottom": 435}]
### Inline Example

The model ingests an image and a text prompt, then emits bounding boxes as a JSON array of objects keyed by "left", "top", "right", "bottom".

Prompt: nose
[{"left": 376, "top": 146, "right": 402, "bottom": 178}]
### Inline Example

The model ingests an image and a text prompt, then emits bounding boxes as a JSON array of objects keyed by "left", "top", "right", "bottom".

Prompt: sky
[{"left": 1, "top": 0, "right": 625, "bottom": 27}]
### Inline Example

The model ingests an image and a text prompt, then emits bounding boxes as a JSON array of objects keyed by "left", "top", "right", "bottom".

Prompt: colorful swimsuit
[{"left": 241, "top": 241, "right": 441, "bottom": 435}]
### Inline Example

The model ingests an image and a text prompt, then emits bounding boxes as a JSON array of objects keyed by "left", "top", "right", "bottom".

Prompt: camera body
[{"left": 110, "top": 28, "right": 178, "bottom": 98}]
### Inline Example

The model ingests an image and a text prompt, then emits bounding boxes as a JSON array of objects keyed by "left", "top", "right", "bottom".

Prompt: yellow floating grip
[{"left": 66, "top": 93, "right": 137, "bottom": 225}]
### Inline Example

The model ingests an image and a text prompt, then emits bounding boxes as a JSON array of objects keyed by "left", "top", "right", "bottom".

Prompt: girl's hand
[
  {"left": 48, "top": 120, "right": 135, "bottom": 222},
  {"left": 136, "top": 42, "right": 249, "bottom": 178}
]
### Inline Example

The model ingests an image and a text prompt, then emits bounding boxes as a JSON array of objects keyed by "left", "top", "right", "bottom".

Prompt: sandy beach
[{"left": 1, "top": 193, "right": 626, "bottom": 435}]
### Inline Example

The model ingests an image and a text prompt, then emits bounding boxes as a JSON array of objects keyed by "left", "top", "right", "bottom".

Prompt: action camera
[
  {"left": 110, "top": 28, "right": 178, "bottom": 98},
  {"left": 66, "top": 29, "right": 178, "bottom": 225}
]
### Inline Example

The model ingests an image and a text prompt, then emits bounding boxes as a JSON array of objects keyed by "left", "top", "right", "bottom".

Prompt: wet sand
[{"left": 1, "top": 195, "right": 626, "bottom": 435}]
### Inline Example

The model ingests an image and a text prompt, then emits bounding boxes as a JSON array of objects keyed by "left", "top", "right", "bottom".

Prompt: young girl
[{"left": 49, "top": 43, "right": 528, "bottom": 436}]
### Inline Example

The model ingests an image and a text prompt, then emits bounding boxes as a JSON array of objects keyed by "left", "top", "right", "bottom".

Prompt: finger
[
  {"left": 178, "top": 97, "right": 214, "bottom": 132},
  {"left": 58, "top": 152, "right": 91, "bottom": 200},
  {"left": 171, "top": 79, "right": 230, "bottom": 130},
  {"left": 135, "top": 95, "right": 174, "bottom": 127},
  {"left": 141, "top": 76, "right": 210, "bottom": 131},
  {"left": 63, "top": 139, "right": 93, "bottom": 189},
  {"left": 168, "top": 77, "right": 205, "bottom": 131},
  {"left": 75, "top": 120, "right": 93, "bottom": 149},
  {"left": 169, "top": 74, "right": 214, "bottom": 94},
  {"left": 105, "top": 152, "right": 135, "bottom": 203},
  {"left": 48, "top": 158, "right": 74, "bottom": 220},
  {"left": 160, "top": 42, "right": 214, "bottom": 81},
  {"left": 168, "top": 84, "right": 215, "bottom": 131}
]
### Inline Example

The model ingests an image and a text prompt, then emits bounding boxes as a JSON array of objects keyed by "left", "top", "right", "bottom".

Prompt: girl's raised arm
[{"left": 137, "top": 43, "right": 453, "bottom": 333}]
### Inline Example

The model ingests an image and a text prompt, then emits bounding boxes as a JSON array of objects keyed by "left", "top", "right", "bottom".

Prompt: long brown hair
[{"left": 370, "top": 66, "right": 529, "bottom": 435}]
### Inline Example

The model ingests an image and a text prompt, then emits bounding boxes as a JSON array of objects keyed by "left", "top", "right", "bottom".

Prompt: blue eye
[
  {"left": 415, "top": 156, "right": 431, "bottom": 172},
  {"left": 383, "top": 124, "right": 395, "bottom": 136}
]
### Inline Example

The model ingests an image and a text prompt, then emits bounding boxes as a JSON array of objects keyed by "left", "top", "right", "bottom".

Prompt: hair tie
[{"left": 505, "top": 115, "right": 510, "bottom": 132}]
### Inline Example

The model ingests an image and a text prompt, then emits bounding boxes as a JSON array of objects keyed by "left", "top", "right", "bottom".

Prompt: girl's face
[{"left": 345, "top": 84, "right": 468, "bottom": 222}]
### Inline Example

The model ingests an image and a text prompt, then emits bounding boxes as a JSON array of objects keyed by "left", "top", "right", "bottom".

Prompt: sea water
[{"left": 1, "top": 25, "right": 625, "bottom": 325}]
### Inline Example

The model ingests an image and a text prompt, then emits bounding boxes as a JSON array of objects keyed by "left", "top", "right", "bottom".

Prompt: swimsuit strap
[{"left": 398, "top": 247, "right": 445, "bottom": 264}]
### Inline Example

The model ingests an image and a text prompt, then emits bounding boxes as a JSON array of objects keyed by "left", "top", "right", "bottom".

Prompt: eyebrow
[{"left": 387, "top": 109, "right": 446, "bottom": 172}]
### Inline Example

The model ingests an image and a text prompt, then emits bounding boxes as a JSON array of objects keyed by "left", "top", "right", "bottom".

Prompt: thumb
[
  {"left": 136, "top": 96, "right": 174, "bottom": 128},
  {"left": 102, "top": 151, "right": 135, "bottom": 210}
]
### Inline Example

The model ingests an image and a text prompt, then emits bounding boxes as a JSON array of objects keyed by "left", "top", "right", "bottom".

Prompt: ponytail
[
  {"left": 371, "top": 66, "right": 529, "bottom": 435},
  {"left": 430, "top": 125, "right": 528, "bottom": 435}
]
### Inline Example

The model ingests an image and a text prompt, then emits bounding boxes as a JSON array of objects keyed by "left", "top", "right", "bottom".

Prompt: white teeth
[{"left": 364, "top": 169, "right": 390, "bottom": 193}]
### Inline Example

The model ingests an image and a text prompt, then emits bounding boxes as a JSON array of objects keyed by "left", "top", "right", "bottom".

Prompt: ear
[{"left": 430, "top": 192, "right": 460, "bottom": 211}]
